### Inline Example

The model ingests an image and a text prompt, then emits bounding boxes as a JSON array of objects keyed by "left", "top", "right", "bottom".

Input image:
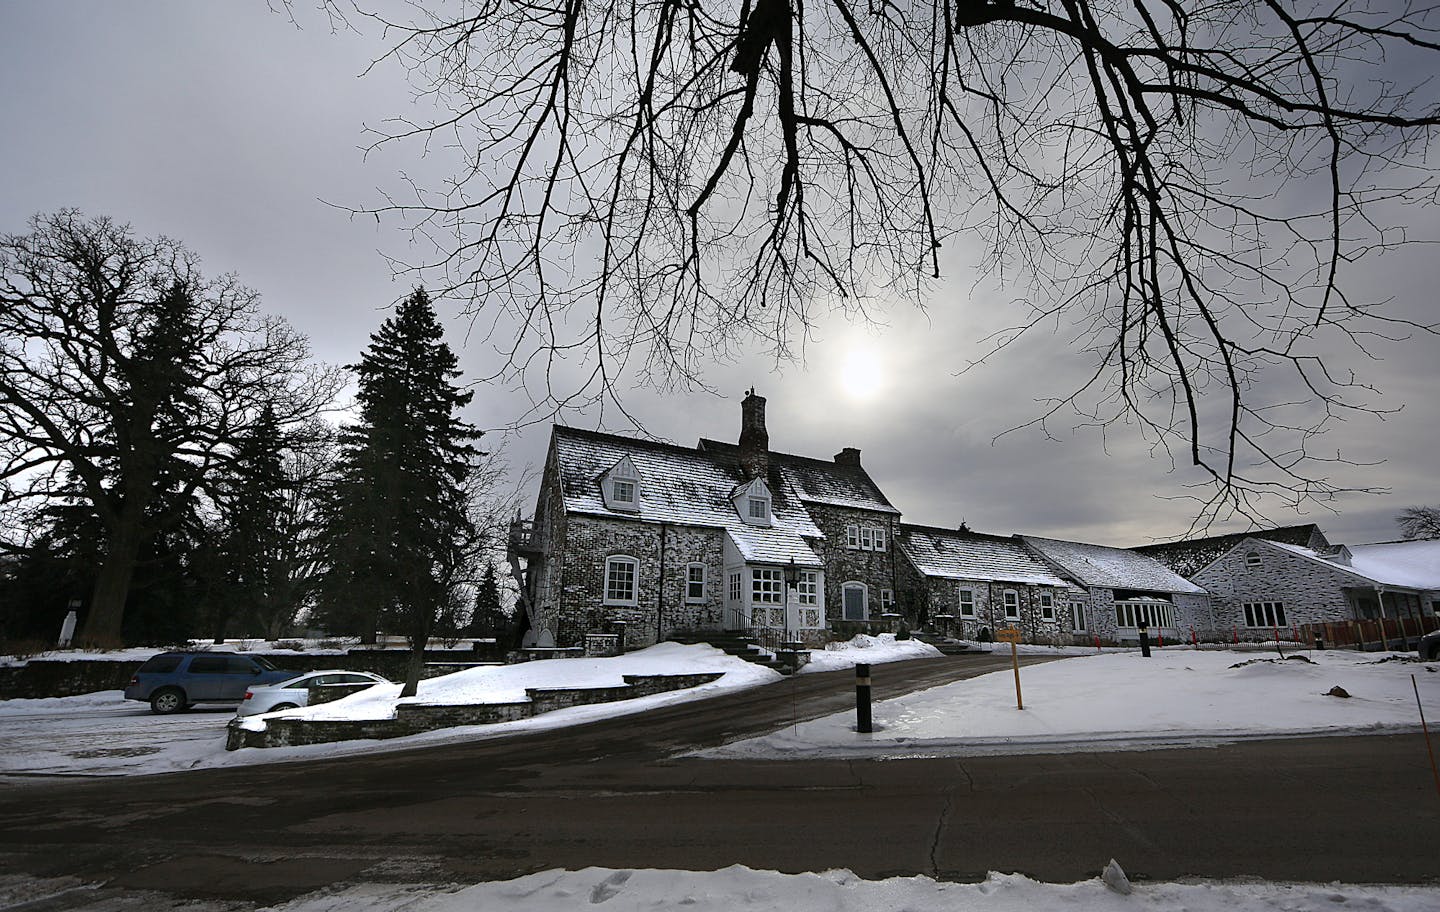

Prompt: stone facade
[
  {"left": 803, "top": 503, "right": 902, "bottom": 623},
  {"left": 915, "top": 576, "right": 1069, "bottom": 644},
  {"left": 538, "top": 514, "right": 727, "bottom": 650},
  {"left": 1071, "top": 587, "right": 1213, "bottom": 644}
]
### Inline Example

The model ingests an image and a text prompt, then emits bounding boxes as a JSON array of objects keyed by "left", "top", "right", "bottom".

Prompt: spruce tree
[
  {"left": 468, "top": 561, "right": 505, "bottom": 639},
  {"left": 319, "top": 289, "right": 481, "bottom": 695}
]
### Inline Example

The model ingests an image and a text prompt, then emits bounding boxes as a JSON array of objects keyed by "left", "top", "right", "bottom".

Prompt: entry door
[{"left": 843, "top": 584, "right": 866, "bottom": 621}]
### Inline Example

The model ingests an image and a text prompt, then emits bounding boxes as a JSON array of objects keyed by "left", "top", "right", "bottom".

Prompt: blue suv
[{"left": 124, "top": 651, "right": 297, "bottom": 714}]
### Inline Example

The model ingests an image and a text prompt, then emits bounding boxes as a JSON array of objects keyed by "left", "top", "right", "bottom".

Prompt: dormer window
[
  {"left": 601, "top": 456, "right": 642, "bottom": 513},
  {"left": 732, "top": 477, "right": 772, "bottom": 526}
]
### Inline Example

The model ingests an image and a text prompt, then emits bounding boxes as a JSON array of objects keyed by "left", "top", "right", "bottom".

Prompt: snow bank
[
  {"left": 798, "top": 633, "right": 942, "bottom": 672},
  {"left": 711, "top": 648, "right": 1440, "bottom": 758},
  {"left": 253, "top": 642, "right": 779, "bottom": 729},
  {"left": 256, "top": 866, "right": 1440, "bottom": 912}
]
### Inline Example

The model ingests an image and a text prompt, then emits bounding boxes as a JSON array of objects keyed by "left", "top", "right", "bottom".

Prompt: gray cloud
[{"left": 2, "top": 2, "right": 1434, "bottom": 552}]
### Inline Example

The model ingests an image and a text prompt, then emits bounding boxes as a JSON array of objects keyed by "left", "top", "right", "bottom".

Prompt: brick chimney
[
  {"left": 834, "top": 447, "right": 862, "bottom": 467},
  {"left": 738, "top": 389, "right": 769, "bottom": 480}
]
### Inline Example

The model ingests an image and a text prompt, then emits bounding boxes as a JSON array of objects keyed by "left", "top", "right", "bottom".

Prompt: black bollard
[
  {"left": 856, "top": 662, "right": 872, "bottom": 733},
  {"left": 1138, "top": 622, "right": 1151, "bottom": 658}
]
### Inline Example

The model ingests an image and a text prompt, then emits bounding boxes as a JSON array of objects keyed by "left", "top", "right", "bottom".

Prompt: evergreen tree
[
  {"left": 468, "top": 561, "right": 506, "bottom": 639},
  {"left": 210, "top": 404, "right": 290, "bottom": 640},
  {"left": 319, "top": 289, "right": 481, "bottom": 695}
]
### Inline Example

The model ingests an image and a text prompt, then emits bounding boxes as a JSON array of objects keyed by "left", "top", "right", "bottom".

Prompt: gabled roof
[
  {"left": 1020, "top": 535, "right": 1206, "bottom": 594},
  {"left": 1132, "top": 524, "right": 1328, "bottom": 577},
  {"left": 899, "top": 525, "right": 1071, "bottom": 587},
  {"left": 1260, "top": 539, "right": 1440, "bottom": 591},
  {"left": 550, "top": 424, "right": 824, "bottom": 540},
  {"left": 698, "top": 439, "right": 900, "bottom": 515}
]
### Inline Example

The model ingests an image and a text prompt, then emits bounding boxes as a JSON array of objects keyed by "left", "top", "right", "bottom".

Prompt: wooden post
[{"left": 1011, "top": 640, "right": 1024, "bottom": 710}]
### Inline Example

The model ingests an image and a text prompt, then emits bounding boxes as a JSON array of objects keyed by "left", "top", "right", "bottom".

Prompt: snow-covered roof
[
  {"left": 1264, "top": 539, "right": 1440, "bottom": 591},
  {"left": 899, "top": 525, "right": 1071, "bottom": 587},
  {"left": 551, "top": 425, "right": 825, "bottom": 550},
  {"left": 698, "top": 439, "right": 900, "bottom": 515},
  {"left": 1132, "top": 524, "right": 1328, "bottom": 578},
  {"left": 1020, "top": 536, "right": 1206, "bottom": 594}
]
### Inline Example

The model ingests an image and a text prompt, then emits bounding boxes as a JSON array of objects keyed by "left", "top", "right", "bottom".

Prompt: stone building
[
  {"left": 510, "top": 392, "right": 903, "bottom": 650},
  {"left": 895, "top": 525, "right": 1074, "bottom": 643},
  {"left": 1192, "top": 537, "right": 1440, "bottom": 641},
  {"left": 1018, "top": 535, "right": 1212, "bottom": 644}
]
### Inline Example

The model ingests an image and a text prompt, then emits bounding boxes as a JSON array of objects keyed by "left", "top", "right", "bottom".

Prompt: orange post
[{"left": 1011, "top": 640, "right": 1024, "bottom": 711}]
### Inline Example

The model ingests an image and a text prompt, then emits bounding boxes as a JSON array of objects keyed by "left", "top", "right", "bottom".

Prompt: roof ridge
[
  {"left": 554, "top": 424, "right": 699, "bottom": 457},
  {"left": 899, "top": 523, "right": 1014, "bottom": 543}
]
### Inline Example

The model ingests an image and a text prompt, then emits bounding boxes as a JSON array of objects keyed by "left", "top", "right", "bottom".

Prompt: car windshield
[{"left": 275, "top": 675, "right": 312, "bottom": 689}]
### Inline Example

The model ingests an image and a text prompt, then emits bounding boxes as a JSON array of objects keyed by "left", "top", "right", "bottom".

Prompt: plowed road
[{"left": 2, "top": 653, "right": 1438, "bottom": 908}]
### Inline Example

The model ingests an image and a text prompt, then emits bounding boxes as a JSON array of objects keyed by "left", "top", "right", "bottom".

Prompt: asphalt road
[{"left": 3, "top": 652, "right": 1439, "bottom": 908}]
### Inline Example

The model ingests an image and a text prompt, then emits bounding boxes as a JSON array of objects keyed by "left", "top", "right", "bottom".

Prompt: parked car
[
  {"left": 236, "top": 670, "right": 390, "bottom": 717},
  {"left": 1419, "top": 629, "right": 1440, "bottom": 661},
  {"left": 124, "top": 651, "right": 296, "bottom": 714}
]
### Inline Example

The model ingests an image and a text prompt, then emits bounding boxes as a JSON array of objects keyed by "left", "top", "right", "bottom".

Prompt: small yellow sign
[{"left": 996, "top": 627, "right": 1022, "bottom": 643}]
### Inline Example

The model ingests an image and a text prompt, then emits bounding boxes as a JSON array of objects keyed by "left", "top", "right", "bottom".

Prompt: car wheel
[
  {"left": 270, "top": 702, "right": 298, "bottom": 712},
  {"left": 150, "top": 688, "right": 186, "bottom": 715}
]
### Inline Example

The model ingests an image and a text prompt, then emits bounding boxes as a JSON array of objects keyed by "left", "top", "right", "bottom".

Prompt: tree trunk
[
  {"left": 401, "top": 609, "right": 432, "bottom": 698},
  {"left": 77, "top": 523, "right": 143, "bottom": 647}
]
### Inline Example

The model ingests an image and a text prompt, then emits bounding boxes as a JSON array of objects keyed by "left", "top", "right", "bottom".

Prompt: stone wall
[
  {"left": 917, "top": 576, "right": 1067, "bottom": 644},
  {"left": 226, "top": 671, "right": 723, "bottom": 750},
  {"left": 803, "top": 504, "right": 901, "bottom": 622},
  {"left": 548, "top": 515, "right": 727, "bottom": 649},
  {"left": 0, "top": 645, "right": 506, "bottom": 700}
]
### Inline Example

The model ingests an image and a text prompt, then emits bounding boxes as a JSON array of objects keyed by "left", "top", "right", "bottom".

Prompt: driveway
[{"left": 0, "top": 693, "right": 235, "bottom": 777}]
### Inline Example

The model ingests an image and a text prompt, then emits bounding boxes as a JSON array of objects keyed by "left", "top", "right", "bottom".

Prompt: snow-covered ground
[
  {"left": 709, "top": 647, "right": 1440, "bottom": 758},
  {"left": 5, "top": 639, "right": 1437, "bottom": 777},
  {"left": 10, "top": 865, "right": 1434, "bottom": 911}
]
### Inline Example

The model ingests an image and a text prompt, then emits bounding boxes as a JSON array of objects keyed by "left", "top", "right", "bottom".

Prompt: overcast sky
[{"left": 3, "top": 2, "right": 1435, "bottom": 549}]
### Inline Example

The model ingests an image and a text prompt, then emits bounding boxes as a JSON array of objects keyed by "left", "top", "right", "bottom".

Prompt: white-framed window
[
  {"left": 879, "top": 589, "right": 895, "bottom": 613},
  {"left": 604, "top": 556, "right": 639, "bottom": 606},
  {"left": 728, "top": 572, "right": 742, "bottom": 602},
  {"left": 1070, "top": 600, "right": 1087, "bottom": 632},
  {"left": 752, "top": 567, "right": 784, "bottom": 605},
  {"left": 1039, "top": 591, "right": 1055, "bottom": 620},
  {"left": 1245, "top": 551, "right": 1262, "bottom": 569},
  {"left": 685, "top": 563, "right": 706, "bottom": 603},
  {"left": 602, "top": 457, "right": 642, "bottom": 512},
  {"left": 797, "top": 570, "right": 819, "bottom": 606},
  {"left": 747, "top": 497, "right": 769, "bottom": 521},
  {"left": 859, "top": 527, "right": 874, "bottom": 550},
  {"left": 1114, "top": 602, "right": 1177, "bottom": 629},
  {"left": 846, "top": 524, "right": 860, "bottom": 549},
  {"left": 874, "top": 527, "right": 887, "bottom": 552},
  {"left": 612, "top": 479, "right": 635, "bottom": 505},
  {"left": 957, "top": 588, "right": 975, "bottom": 617},
  {"left": 1243, "top": 601, "right": 1287, "bottom": 627},
  {"left": 1003, "top": 589, "right": 1020, "bottom": 619},
  {"left": 842, "top": 582, "right": 868, "bottom": 620}
]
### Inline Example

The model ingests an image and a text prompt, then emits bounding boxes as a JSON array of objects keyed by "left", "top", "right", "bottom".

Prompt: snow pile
[
  {"left": 799, "top": 633, "right": 942, "bottom": 672},
  {"left": 241, "top": 641, "right": 778, "bottom": 728},
  {"left": 711, "top": 648, "right": 1440, "bottom": 758},
  {"left": 253, "top": 866, "right": 1440, "bottom": 912}
]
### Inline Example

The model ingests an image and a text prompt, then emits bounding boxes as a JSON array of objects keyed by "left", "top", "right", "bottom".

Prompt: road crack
[{"left": 929, "top": 781, "right": 956, "bottom": 878}]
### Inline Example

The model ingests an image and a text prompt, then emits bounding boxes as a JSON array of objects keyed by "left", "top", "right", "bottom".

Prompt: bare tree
[
  {"left": 0, "top": 211, "right": 342, "bottom": 645},
  {"left": 1397, "top": 505, "right": 1440, "bottom": 541},
  {"left": 311, "top": 1, "right": 1437, "bottom": 522}
]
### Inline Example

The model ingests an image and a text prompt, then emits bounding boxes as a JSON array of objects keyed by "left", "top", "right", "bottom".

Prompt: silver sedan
[{"left": 236, "top": 670, "right": 390, "bottom": 717}]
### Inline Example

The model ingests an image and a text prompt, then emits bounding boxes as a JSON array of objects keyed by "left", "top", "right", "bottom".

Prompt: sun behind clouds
[{"left": 837, "top": 347, "right": 886, "bottom": 402}]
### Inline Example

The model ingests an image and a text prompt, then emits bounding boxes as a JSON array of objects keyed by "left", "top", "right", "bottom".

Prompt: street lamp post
[{"left": 782, "top": 557, "right": 799, "bottom": 645}]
